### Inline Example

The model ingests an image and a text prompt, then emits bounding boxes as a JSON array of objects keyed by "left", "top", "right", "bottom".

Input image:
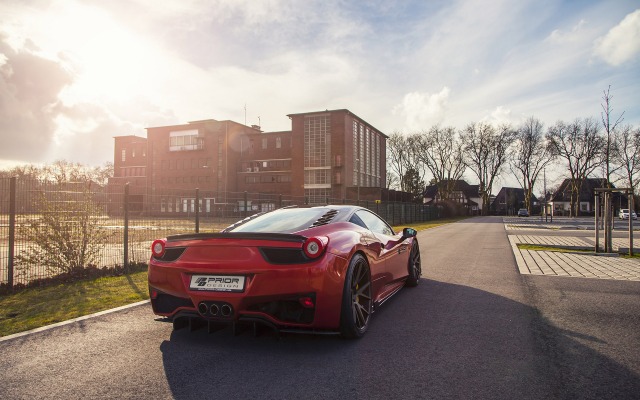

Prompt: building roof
[
  {"left": 491, "top": 187, "right": 538, "bottom": 208},
  {"left": 286, "top": 109, "right": 389, "bottom": 138},
  {"left": 550, "top": 178, "right": 610, "bottom": 202},
  {"left": 422, "top": 179, "right": 480, "bottom": 200}
]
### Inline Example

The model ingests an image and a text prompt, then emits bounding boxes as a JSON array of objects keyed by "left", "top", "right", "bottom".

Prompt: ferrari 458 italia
[{"left": 148, "top": 205, "right": 421, "bottom": 338}]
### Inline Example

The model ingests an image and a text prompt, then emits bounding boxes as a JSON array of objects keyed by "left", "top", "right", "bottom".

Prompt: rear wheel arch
[{"left": 340, "top": 253, "right": 373, "bottom": 339}]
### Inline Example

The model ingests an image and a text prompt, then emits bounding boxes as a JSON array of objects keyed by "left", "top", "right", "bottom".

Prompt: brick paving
[{"left": 507, "top": 232, "right": 640, "bottom": 281}]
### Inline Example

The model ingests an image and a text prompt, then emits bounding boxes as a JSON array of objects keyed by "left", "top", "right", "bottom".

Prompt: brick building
[{"left": 108, "top": 109, "right": 388, "bottom": 214}]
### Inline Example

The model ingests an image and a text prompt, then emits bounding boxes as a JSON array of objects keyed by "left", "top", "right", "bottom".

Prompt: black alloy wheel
[
  {"left": 405, "top": 240, "right": 421, "bottom": 287},
  {"left": 340, "top": 254, "right": 372, "bottom": 338}
]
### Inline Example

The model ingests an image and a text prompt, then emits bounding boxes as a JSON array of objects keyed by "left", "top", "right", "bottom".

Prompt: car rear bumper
[{"left": 148, "top": 252, "right": 349, "bottom": 330}]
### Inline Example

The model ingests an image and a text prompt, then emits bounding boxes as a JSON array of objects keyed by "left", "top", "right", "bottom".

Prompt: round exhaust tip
[
  {"left": 197, "top": 302, "right": 208, "bottom": 315},
  {"left": 209, "top": 304, "right": 220, "bottom": 316},
  {"left": 221, "top": 304, "right": 232, "bottom": 317}
]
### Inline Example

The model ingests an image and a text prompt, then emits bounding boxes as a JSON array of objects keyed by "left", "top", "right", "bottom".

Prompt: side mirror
[{"left": 401, "top": 227, "right": 417, "bottom": 240}]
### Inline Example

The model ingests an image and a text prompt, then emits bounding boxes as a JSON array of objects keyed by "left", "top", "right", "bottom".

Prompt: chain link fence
[{"left": 1, "top": 177, "right": 439, "bottom": 287}]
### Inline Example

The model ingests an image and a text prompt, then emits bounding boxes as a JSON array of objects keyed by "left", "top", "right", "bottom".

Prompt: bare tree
[
  {"left": 547, "top": 118, "right": 604, "bottom": 216},
  {"left": 405, "top": 134, "right": 431, "bottom": 192},
  {"left": 460, "top": 122, "right": 516, "bottom": 215},
  {"left": 510, "top": 117, "right": 555, "bottom": 213},
  {"left": 601, "top": 85, "right": 625, "bottom": 184},
  {"left": 414, "top": 126, "right": 466, "bottom": 201},
  {"left": 0, "top": 164, "right": 42, "bottom": 180},
  {"left": 612, "top": 124, "right": 640, "bottom": 193},
  {"left": 386, "top": 132, "right": 412, "bottom": 192},
  {"left": 386, "top": 172, "right": 400, "bottom": 190},
  {"left": 90, "top": 162, "right": 114, "bottom": 186}
]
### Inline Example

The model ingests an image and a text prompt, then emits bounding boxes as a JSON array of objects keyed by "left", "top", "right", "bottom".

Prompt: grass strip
[
  {"left": 517, "top": 243, "right": 640, "bottom": 258},
  {"left": 0, "top": 271, "right": 149, "bottom": 337},
  {"left": 394, "top": 216, "right": 471, "bottom": 232},
  {"left": 516, "top": 244, "right": 593, "bottom": 253}
]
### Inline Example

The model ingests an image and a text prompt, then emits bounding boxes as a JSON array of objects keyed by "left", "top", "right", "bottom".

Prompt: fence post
[
  {"left": 195, "top": 188, "right": 200, "bottom": 233},
  {"left": 629, "top": 191, "right": 634, "bottom": 257},
  {"left": 244, "top": 191, "right": 248, "bottom": 218},
  {"left": 392, "top": 202, "right": 396, "bottom": 226},
  {"left": 8, "top": 177, "right": 16, "bottom": 289},
  {"left": 123, "top": 183, "right": 129, "bottom": 272},
  {"left": 279, "top": 194, "right": 283, "bottom": 209}
]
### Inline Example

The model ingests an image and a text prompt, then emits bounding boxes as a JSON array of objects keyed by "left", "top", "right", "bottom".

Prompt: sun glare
[{"left": 34, "top": 1, "right": 162, "bottom": 105}]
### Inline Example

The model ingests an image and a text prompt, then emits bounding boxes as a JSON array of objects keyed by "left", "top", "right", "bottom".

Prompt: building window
[
  {"left": 304, "top": 116, "right": 331, "bottom": 168},
  {"left": 304, "top": 115, "right": 331, "bottom": 190},
  {"left": 262, "top": 138, "right": 267, "bottom": 149},
  {"left": 121, "top": 149, "right": 126, "bottom": 162},
  {"left": 365, "top": 127, "right": 371, "bottom": 177},
  {"left": 276, "top": 137, "right": 281, "bottom": 148},
  {"left": 359, "top": 124, "right": 364, "bottom": 186},
  {"left": 304, "top": 169, "right": 331, "bottom": 185},
  {"left": 375, "top": 134, "right": 380, "bottom": 184},
  {"left": 170, "top": 130, "right": 203, "bottom": 151},
  {"left": 305, "top": 188, "right": 331, "bottom": 205},
  {"left": 353, "top": 121, "right": 359, "bottom": 185}
]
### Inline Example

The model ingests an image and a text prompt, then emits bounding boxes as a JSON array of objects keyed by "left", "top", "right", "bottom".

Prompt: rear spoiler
[{"left": 166, "top": 232, "right": 307, "bottom": 243}]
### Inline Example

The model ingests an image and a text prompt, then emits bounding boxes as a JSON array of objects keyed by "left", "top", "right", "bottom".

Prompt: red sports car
[{"left": 148, "top": 205, "right": 421, "bottom": 338}]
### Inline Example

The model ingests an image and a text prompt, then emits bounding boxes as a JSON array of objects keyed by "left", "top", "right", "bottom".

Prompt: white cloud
[
  {"left": 547, "top": 19, "right": 587, "bottom": 44},
  {"left": 392, "top": 87, "right": 451, "bottom": 132},
  {"left": 593, "top": 9, "right": 640, "bottom": 66},
  {"left": 1, "top": 0, "right": 640, "bottom": 170},
  {"left": 480, "top": 106, "right": 513, "bottom": 125}
]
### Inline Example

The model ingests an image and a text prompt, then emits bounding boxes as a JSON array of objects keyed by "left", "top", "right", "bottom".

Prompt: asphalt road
[{"left": 1, "top": 216, "right": 639, "bottom": 399}]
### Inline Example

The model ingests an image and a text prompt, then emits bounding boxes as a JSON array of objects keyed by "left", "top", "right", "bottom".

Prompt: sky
[{"left": 1, "top": 0, "right": 639, "bottom": 188}]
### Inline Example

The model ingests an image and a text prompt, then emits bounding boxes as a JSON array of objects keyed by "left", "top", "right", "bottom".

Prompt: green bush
[{"left": 16, "top": 189, "right": 113, "bottom": 277}]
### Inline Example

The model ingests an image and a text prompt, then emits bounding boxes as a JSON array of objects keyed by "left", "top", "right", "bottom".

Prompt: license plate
[{"left": 189, "top": 275, "right": 245, "bottom": 292}]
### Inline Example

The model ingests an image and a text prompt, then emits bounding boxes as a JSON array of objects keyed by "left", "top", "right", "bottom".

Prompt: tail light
[
  {"left": 151, "top": 239, "right": 166, "bottom": 258},
  {"left": 303, "top": 236, "right": 328, "bottom": 259}
]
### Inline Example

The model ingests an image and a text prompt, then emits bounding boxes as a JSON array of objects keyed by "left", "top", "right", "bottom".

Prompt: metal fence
[{"left": 0, "top": 177, "right": 439, "bottom": 287}]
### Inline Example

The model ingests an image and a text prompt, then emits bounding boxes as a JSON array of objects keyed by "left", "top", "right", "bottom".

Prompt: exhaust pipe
[
  {"left": 198, "top": 302, "right": 208, "bottom": 315},
  {"left": 221, "top": 304, "right": 233, "bottom": 317},
  {"left": 209, "top": 304, "right": 220, "bottom": 316}
]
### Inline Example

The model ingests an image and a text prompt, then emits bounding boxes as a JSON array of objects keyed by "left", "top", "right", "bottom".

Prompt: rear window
[{"left": 229, "top": 208, "right": 330, "bottom": 233}]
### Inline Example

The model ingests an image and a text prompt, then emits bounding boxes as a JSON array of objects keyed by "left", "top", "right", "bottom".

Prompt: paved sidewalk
[
  {"left": 504, "top": 218, "right": 640, "bottom": 281},
  {"left": 509, "top": 236, "right": 640, "bottom": 281}
]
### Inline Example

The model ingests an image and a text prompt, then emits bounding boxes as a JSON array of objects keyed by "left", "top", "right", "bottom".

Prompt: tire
[
  {"left": 340, "top": 253, "right": 372, "bottom": 339},
  {"left": 405, "top": 240, "right": 421, "bottom": 287}
]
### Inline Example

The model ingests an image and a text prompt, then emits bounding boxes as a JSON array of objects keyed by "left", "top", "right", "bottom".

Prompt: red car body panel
[{"left": 148, "top": 208, "right": 417, "bottom": 334}]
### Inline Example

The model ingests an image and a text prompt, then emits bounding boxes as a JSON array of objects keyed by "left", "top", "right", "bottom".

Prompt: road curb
[{"left": 0, "top": 299, "right": 150, "bottom": 343}]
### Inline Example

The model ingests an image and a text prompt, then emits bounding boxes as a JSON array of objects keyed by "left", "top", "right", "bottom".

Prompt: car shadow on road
[{"left": 159, "top": 279, "right": 640, "bottom": 400}]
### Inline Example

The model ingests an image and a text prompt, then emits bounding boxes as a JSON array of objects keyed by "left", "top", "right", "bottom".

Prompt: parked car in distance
[
  {"left": 517, "top": 208, "right": 529, "bottom": 217},
  {"left": 619, "top": 209, "right": 638, "bottom": 220}
]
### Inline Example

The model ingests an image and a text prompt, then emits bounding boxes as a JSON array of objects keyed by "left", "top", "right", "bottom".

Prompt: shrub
[{"left": 15, "top": 188, "right": 113, "bottom": 277}]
